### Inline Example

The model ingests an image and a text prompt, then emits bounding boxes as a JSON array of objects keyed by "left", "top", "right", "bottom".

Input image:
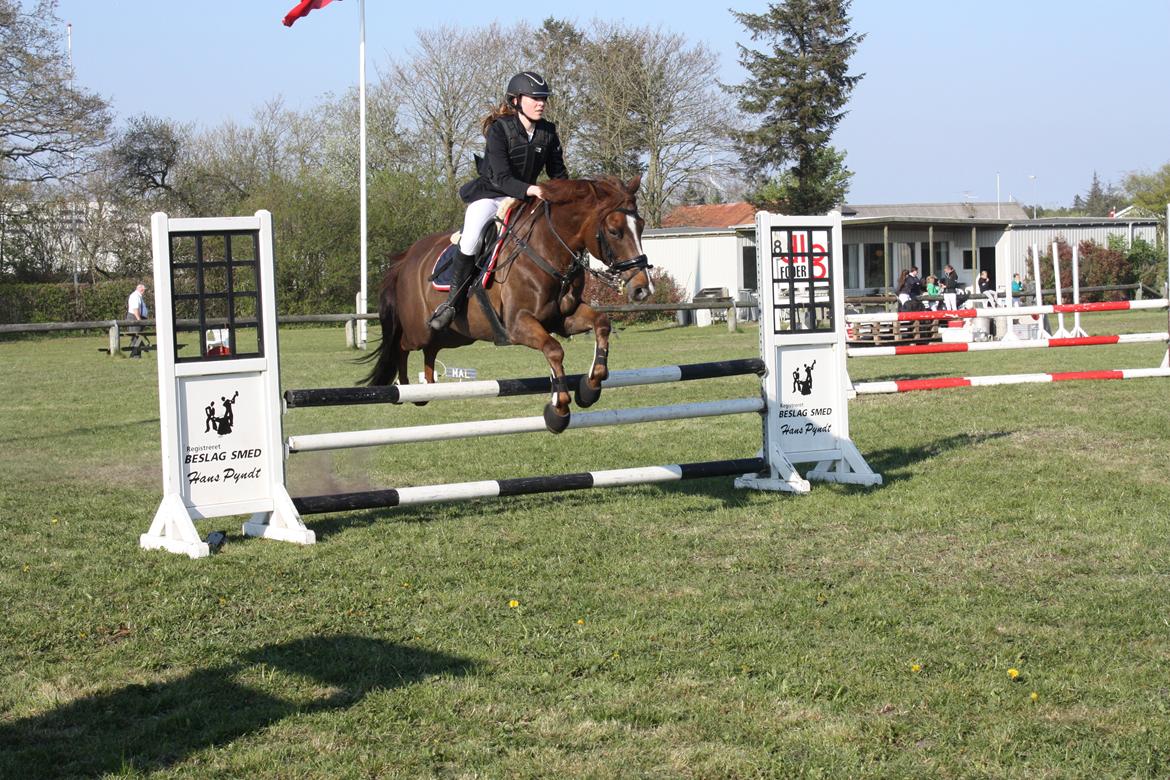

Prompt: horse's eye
[{"left": 607, "top": 227, "right": 622, "bottom": 238}]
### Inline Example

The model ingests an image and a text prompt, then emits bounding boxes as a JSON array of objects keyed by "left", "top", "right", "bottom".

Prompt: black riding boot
[{"left": 428, "top": 250, "right": 476, "bottom": 331}]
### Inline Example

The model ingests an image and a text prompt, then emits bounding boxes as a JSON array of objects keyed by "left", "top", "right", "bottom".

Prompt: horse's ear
[{"left": 626, "top": 175, "right": 642, "bottom": 194}]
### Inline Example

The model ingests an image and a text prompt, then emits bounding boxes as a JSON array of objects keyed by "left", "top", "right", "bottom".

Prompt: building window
[
  {"left": 845, "top": 244, "right": 861, "bottom": 289},
  {"left": 741, "top": 243, "right": 757, "bottom": 291},
  {"left": 918, "top": 241, "right": 949, "bottom": 278},
  {"left": 864, "top": 244, "right": 885, "bottom": 289}
]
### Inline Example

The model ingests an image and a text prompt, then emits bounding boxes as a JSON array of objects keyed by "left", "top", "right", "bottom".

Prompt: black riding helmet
[{"left": 505, "top": 71, "right": 552, "bottom": 106}]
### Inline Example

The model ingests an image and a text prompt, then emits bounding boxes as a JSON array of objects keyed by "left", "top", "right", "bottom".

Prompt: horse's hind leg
[
  {"left": 509, "top": 313, "right": 572, "bottom": 433},
  {"left": 562, "top": 304, "right": 610, "bottom": 409}
]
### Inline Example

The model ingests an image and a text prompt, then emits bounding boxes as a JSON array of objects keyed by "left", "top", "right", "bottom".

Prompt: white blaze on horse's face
[{"left": 626, "top": 215, "right": 654, "bottom": 296}]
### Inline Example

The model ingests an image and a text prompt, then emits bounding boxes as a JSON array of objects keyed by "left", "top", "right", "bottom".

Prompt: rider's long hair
[{"left": 481, "top": 101, "right": 517, "bottom": 136}]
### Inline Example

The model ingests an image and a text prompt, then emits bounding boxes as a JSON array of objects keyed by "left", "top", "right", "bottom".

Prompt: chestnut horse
[{"left": 363, "top": 175, "right": 654, "bottom": 433}]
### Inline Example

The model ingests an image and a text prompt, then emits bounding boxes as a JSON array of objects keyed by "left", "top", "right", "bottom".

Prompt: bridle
[{"left": 501, "top": 199, "right": 652, "bottom": 298}]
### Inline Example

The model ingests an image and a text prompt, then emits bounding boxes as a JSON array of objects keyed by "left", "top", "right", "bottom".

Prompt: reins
[{"left": 501, "top": 199, "right": 651, "bottom": 297}]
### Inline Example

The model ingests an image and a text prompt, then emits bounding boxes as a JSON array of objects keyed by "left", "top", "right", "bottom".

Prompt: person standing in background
[{"left": 127, "top": 283, "right": 148, "bottom": 358}]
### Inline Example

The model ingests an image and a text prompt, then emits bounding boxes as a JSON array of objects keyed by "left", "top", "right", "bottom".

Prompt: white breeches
[{"left": 459, "top": 197, "right": 506, "bottom": 256}]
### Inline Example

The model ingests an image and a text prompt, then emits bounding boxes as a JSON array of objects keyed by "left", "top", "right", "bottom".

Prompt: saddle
[
  {"left": 428, "top": 198, "right": 524, "bottom": 346},
  {"left": 430, "top": 198, "right": 521, "bottom": 292}
]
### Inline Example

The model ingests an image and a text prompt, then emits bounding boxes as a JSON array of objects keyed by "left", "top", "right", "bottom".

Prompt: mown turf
[{"left": 2, "top": 313, "right": 1169, "bottom": 778}]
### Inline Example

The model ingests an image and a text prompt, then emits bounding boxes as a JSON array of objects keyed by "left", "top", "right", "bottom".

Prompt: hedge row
[{"left": 0, "top": 281, "right": 143, "bottom": 324}]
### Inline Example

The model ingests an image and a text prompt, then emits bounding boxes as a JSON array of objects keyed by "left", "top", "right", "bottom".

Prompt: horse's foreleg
[
  {"left": 509, "top": 313, "right": 571, "bottom": 434},
  {"left": 422, "top": 346, "right": 439, "bottom": 384},
  {"left": 562, "top": 304, "right": 610, "bottom": 409}
]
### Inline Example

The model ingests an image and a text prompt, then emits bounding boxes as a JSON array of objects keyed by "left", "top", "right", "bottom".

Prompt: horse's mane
[{"left": 541, "top": 176, "right": 633, "bottom": 208}]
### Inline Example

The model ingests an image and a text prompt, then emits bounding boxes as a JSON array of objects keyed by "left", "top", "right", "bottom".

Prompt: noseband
[{"left": 595, "top": 206, "right": 651, "bottom": 277}]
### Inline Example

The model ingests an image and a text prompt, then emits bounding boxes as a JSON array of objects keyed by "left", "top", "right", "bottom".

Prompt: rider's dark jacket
[{"left": 459, "top": 113, "right": 567, "bottom": 203}]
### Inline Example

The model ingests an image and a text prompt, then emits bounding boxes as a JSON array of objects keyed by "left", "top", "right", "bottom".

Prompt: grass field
[{"left": 2, "top": 312, "right": 1170, "bottom": 778}]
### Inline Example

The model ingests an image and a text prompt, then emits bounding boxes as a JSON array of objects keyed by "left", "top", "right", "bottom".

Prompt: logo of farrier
[
  {"left": 791, "top": 360, "right": 817, "bottom": 397},
  {"left": 202, "top": 390, "right": 240, "bottom": 436}
]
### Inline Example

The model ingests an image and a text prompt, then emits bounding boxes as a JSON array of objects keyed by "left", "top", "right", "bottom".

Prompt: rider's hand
[{"left": 527, "top": 185, "right": 544, "bottom": 200}]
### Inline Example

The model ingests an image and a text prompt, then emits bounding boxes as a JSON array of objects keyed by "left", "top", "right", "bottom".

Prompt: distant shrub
[
  {"left": 1038, "top": 237, "right": 1136, "bottom": 302},
  {"left": 584, "top": 268, "right": 686, "bottom": 324}
]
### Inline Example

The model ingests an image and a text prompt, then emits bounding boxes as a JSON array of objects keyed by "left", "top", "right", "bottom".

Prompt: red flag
[{"left": 283, "top": 0, "right": 337, "bottom": 27}]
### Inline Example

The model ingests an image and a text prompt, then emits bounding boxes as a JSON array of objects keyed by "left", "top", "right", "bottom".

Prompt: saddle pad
[{"left": 431, "top": 201, "right": 523, "bottom": 291}]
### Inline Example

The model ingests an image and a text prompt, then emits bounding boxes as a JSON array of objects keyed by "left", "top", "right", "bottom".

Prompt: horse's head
[{"left": 542, "top": 176, "right": 655, "bottom": 303}]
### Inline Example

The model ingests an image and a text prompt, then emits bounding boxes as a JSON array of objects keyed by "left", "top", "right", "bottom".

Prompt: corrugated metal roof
[{"left": 842, "top": 202, "right": 1030, "bottom": 220}]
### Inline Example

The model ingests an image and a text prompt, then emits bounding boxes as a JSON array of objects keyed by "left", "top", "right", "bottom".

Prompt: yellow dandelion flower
[
  {"left": 910, "top": 664, "right": 922, "bottom": 673},
  {"left": 1030, "top": 691, "right": 1039, "bottom": 702},
  {"left": 22, "top": 564, "right": 29, "bottom": 573},
  {"left": 1008, "top": 668, "right": 1020, "bottom": 680},
  {"left": 576, "top": 618, "right": 585, "bottom": 625},
  {"left": 51, "top": 517, "right": 59, "bottom": 525},
  {"left": 508, "top": 599, "right": 519, "bottom": 608}
]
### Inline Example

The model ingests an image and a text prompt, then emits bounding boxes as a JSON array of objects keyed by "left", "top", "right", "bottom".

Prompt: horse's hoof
[
  {"left": 575, "top": 379, "right": 601, "bottom": 409},
  {"left": 412, "top": 400, "right": 429, "bottom": 407},
  {"left": 543, "top": 403, "right": 570, "bottom": 434}
]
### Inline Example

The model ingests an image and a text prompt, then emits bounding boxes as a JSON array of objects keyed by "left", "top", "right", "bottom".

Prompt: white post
[
  {"left": 1031, "top": 243, "right": 1048, "bottom": 337},
  {"left": 1070, "top": 243, "right": 1087, "bottom": 337},
  {"left": 1051, "top": 242, "right": 1069, "bottom": 337},
  {"left": 1165, "top": 204, "right": 1170, "bottom": 368},
  {"left": 357, "top": 0, "right": 368, "bottom": 349},
  {"left": 735, "top": 211, "right": 881, "bottom": 494}
]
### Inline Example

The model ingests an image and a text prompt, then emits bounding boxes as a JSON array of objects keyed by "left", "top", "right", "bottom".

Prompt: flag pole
[{"left": 357, "top": 0, "right": 368, "bottom": 348}]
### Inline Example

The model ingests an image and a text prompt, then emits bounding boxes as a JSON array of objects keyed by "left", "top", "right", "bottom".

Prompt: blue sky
[{"left": 50, "top": 0, "right": 1170, "bottom": 208}]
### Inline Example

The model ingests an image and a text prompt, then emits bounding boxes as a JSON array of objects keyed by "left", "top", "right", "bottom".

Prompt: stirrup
[{"left": 428, "top": 302, "right": 457, "bottom": 331}]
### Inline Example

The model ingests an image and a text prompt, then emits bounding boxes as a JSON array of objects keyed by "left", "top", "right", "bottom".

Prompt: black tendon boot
[{"left": 428, "top": 251, "right": 476, "bottom": 331}]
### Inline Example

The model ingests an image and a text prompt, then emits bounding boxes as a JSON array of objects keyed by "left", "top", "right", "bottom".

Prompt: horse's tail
[{"left": 359, "top": 254, "right": 407, "bottom": 386}]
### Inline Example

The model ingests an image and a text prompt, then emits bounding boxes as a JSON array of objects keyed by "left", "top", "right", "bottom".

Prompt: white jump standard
[{"left": 142, "top": 210, "right": 882, "bottom": 558}]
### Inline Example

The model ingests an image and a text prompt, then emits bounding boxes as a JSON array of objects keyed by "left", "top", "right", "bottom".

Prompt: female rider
[{"left": 428, "top": 71, "right": 569, "bottom": 330}]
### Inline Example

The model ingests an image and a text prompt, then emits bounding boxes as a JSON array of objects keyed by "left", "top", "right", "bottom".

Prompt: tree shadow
[
  {"left": 0, "top": 635, "right": 473, "bottom": 778},
  {"left": 0, "top": 416, "right": 158, "bottom": 446},
  {"left": 862, "top": 431, "right": 1010, "bottom": 486}
]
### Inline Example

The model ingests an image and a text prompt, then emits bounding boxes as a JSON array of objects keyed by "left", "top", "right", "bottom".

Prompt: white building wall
[{"left": 641, "top": 230, "right": 741, "bottom": 327}]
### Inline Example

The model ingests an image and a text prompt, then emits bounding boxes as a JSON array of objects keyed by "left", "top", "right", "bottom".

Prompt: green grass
[{"left": 2, "top": 313, "right": 1170, "bottom": 778}]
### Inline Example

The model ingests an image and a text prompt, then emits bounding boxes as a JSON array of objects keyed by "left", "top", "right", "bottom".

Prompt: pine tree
[{"left": 726, "top": 0, "right": 863, "bottom": 214}]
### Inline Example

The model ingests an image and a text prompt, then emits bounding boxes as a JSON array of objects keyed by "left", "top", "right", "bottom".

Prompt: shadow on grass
[
  {"left": 0, "top": 416, "right": 159, "bottom": 446},
  {"left": 292, "top": 433, "right": 1012, "bottom": 540},
  {"left": 301, "top": 469, "right": 771, "bottom": 541},
  {"left": 0, "top": 634, "right": 473, "bottom": 778},
  {"left": 863, "top": 431, "right": 1010, "bottom": 486}
]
